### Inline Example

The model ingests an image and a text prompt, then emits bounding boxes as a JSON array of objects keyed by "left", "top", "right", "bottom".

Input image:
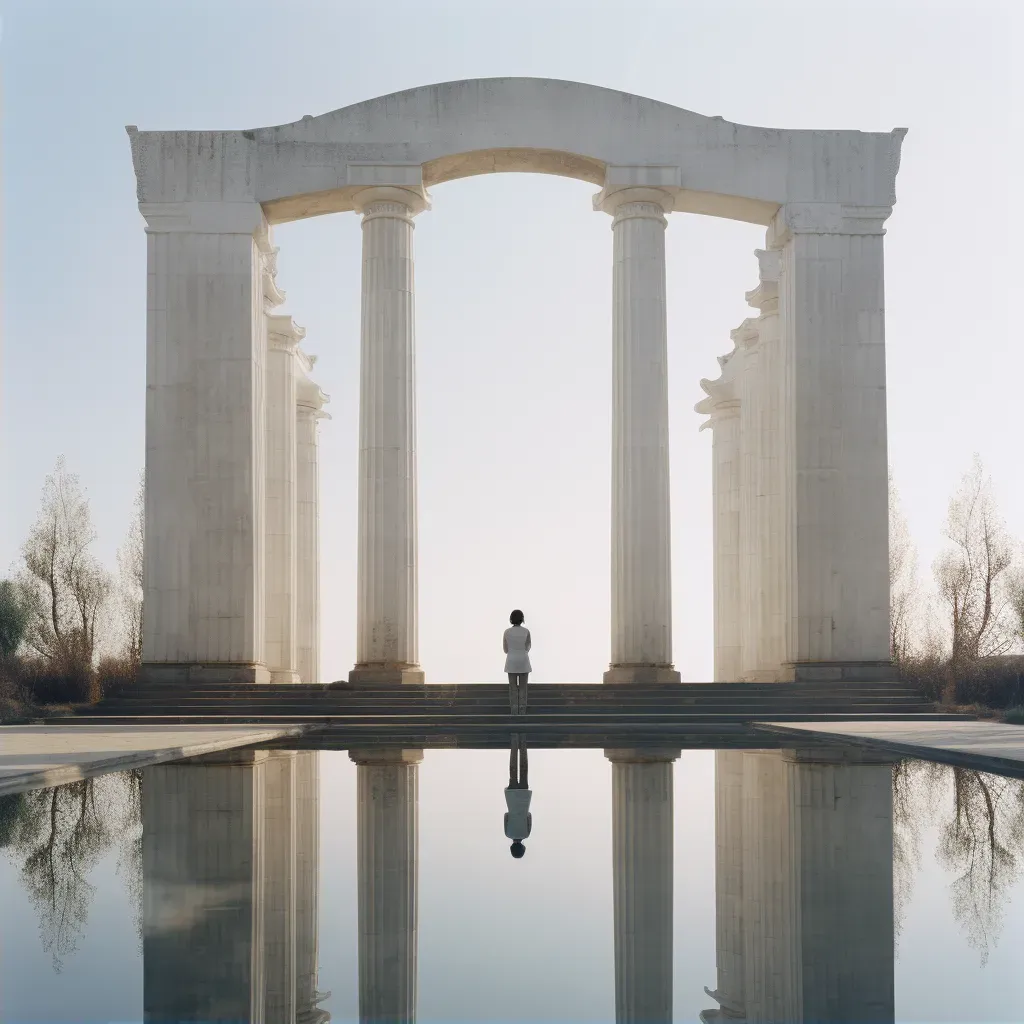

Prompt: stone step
[{"left": 87, "top": 699, "right": 935, "bottom": 713}]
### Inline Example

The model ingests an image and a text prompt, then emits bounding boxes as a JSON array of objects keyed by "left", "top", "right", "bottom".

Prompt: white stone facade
[{"left": 129, "top": 78, "right": 905, "bottom": 685}]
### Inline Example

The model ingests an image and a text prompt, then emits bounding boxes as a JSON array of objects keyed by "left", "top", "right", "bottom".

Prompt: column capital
[
  {"left": 296, "top": 371, "right": 331, "bottom": 419},
  {"left": 745, "top": 248, "right": 781, "bottom": 313},
  {"left": 768, "top": 202, "right": 893, "bottom": 245},
  {"left": 353, "top": 185, "right": 430, "bottom": 220},
  {"left": 138, "top": 199, "right": 267, "bottom": 235},
  {"left": 261, "top": 245, "right": 286, "bottom": 311},
  {"left": 605, "top": 747, "right": 680, "bottom": 764},
  {"left": 695, "top": 348, "right": 742, "bottom": 428},
  {"left": 594, "top": 186, "right": 674, "bottom": 223},
  {"left": 349, "top": 748, "right": 424, "bottom": 766},
  {"left": 268, "top": 313, "right": 305, "bottom": 351},
  {"left": 730, "top": 318, "right": 760, "bottom": 350}
]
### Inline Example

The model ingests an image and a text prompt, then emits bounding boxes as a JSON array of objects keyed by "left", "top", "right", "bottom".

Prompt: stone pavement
[
  {"left": 0, "top": 724, "right": 304, "bottom": 795},
  {"left": 755, "top": 719, "right": 1024, "bottom": 777}
]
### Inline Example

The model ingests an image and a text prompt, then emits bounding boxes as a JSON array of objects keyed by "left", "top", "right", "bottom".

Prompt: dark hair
[
  {"left": 509, "top": 609, "right": 525, "bottom": 626},
  {"left": 510, "top": 841, "right": 526, "bottom": 859}
]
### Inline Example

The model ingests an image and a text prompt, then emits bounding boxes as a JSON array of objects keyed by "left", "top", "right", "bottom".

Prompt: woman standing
[{"left": 503, "top": 609, "right": 532, "bottom": 715}]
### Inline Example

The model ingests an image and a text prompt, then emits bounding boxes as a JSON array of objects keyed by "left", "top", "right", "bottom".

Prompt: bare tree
[
  {"left": 933, "top": 456, "right": 1016, "bottom": 665},
  {"left": 17, "top": 458, "right": 111, "bottom": 674},
  {"left": 889, "top": 474, "right": 918, "bottom": 667},
  {"left": 116, "top": 473, "right": 144, "bottom": 665}
]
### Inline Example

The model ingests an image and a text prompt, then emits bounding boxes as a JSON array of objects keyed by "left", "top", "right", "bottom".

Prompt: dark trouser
[
  {"left": 508, "top": 673, "right": 529, "bottom": 714},
  {"left": 509, "top": 734, "right": 529, "bottom": 788}
]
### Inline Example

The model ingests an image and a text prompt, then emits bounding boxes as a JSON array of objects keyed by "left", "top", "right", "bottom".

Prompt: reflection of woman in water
[
  {"left": 504, "top": 733, "right": 532, "bottom": 858},
  {"left": 503, "top": 609, "right": 532, "bottom": 716}
]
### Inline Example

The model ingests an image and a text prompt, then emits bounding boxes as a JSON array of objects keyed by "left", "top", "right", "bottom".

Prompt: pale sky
[{"left": 2, "top": 0, "right": 1021, "bottom": 683}]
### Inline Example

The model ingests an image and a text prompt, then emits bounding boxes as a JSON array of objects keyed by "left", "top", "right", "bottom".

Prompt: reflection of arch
[{"left": 129, "top": 78, "right": 905, "bottom": 687}]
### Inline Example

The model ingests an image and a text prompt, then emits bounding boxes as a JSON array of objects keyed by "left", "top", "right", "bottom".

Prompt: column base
[
  {"left": 786, "top": 661, "right": 895, "bottom": 683},
  {"left": 269, "top": 668, "right": 301, "bottom": 685},
  {"left": 139, "top": 662, "right": 271, "bottom": 685},
  {"left": 348, "top": 664, "right": 425, "bottom": 686},
  {"left": 603, "top": 665, "right": 681, "bottom": 685}
]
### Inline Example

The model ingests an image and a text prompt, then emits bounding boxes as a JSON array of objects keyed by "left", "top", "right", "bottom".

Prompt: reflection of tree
[
  {"left": 0, "top": 771, "right": 143, "bottom": 970},
  {"left": 891, "top": 759, "right": 1024, "bottom": 963},
  {"left": 938, "top": 767, "right": 1024, "bottom": 962}
]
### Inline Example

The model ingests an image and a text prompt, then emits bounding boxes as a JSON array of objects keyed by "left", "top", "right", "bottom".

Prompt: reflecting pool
[{"left": 1, "top": 741, "right": 1023, "bottom": 1023}]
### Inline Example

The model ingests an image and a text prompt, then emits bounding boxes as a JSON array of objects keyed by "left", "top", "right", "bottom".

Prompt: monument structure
[{"left": 127, "top": 78, "right": 905, "bottom": 685}]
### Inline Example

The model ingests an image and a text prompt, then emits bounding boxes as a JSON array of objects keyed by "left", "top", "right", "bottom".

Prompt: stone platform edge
[
  {"left": 0, "top": 725, "right": 305, "bottom": 797},
  {"left": 751, "top": 720, "right": 1024, "bottom": 779}
]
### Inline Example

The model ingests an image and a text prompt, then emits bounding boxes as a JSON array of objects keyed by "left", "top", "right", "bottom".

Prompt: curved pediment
[{"left": 128, "top": 77, "right": 906, "bottom": 226}]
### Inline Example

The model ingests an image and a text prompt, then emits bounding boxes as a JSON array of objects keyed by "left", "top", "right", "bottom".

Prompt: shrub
[
  {"left": 18, "top": 659, "right": 98, "bottom": 705},
  {"left": 1004, "top": 706, "right": 1024, "bottom": 725},
  {"left": 96, "top": 655, "right": 139, "bottom": 697},
  {"left": 900, "top": 656, "right": 1024, "bottom": 709}
]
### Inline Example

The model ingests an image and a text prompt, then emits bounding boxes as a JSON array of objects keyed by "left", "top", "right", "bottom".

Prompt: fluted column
[
  {"left": 771, "top": 204, "right": 893, "bottom": 680},
  {"left": 606, "top": 748, "right": 678, "bottom": 1023},
  {"left": 351, "top": 748, "right": 422, "bottom": 1024},
  {"left": 139, "top": 203, "right": 272, "bottom": 684},
  {"left": 745, "top": 251, "right": 786, "bottom": 680},
  {"left": 735, "top": 319, "right": 763, "bottom": 680},
  {"left": 350, "top": 187, "right": 428, "bottom": 686},
  {"left": 296, "top": 362, "right": 330, "bottom": 685},
  {"left": 598, "top": 187, "right": 680, "bottom": 684},
  {"left": 696, "top": 350, "right": 742, "bottom": 681},
  {"left": 266, "top": 314, "right": 303, "bottom": 684}
]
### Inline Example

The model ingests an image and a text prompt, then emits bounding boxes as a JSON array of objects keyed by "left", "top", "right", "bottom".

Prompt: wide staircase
[{"left": 64, "top": 680, "right": 942, "bottom": 736}]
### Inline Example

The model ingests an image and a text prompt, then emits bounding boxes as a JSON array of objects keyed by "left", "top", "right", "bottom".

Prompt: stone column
[
  {"left": 735, "top": 318, "right": 763, "bottom": 680},
  {"left": 139, "top": 202, "right": 273, "bottom": 684},
  {"left": 350, "top": 187, "right": 428, "bottom": 686},
  {"left": 771, "top": 204, "right": 893, "bottom": 681},
  {"left": 696, "top": 350, "right": 743, "bottom": 682},
  {"left": 296, "top": 361, "right": 330, "bottom": 685},
  {"left": 351, "top": 748, "right": 422, "bottom": 1024},
  {"left": 700, "top": 750, "right": 746, "bottom": 1022},
  {"left": 142, "top": 751, "right": 268, "bottom": 1022},
  {"left": 597, "top": 187, "right": 680, "bottom": 684},
  {"left": 745, "top": 251, "right": 786, "bottom": 680},
  {"left": 606, "top": 748, "right": 678, "bottom": 1023},
  {"left": 266, "top": 314, "right": 303, "bottom": 685}
]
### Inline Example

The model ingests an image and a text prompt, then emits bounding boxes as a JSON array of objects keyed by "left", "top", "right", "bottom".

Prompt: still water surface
[{"left": 1, "top": 744, "right": 1022, "bottom": 1023}]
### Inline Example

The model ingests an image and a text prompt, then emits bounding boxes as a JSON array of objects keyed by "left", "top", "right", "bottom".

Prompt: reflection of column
[
  {"left": 696, "top": 352, "right": 742, "bottom": 681},
  {"left": 264, "top": 752, "right": 297, "bottom": 1023},
  {"left": 350, "top": 187, "right": 429, "bottom": 686},
  {"left": 598, "top": 187, "right": 680, "bottom": 685},
  {"left": 295, "top": 751, "right": 329, "bottom": 1024},
  {"left": 606, "top": 748, "right": 678, "bottom": 1023},
  {"left": 295, "top": 363, "right": 329, "bottom": 684},
  {"left": 142, "top": 752, "right": 268, "bottom": 1022},
  {"left": 266, "top": 315, "right": 303, "bottom": 684},
  {"left": 701, "top": 751, "right": 746, "bottom": 1022},
  {"left": 734, "top": 749, "right": 894, "bottom": 1023},
  {"left": 351, "top": 749, "right": 422, "bottom": 1024}
]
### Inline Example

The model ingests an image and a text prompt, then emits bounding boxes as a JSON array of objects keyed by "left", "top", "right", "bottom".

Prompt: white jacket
[{"left": 503, "top": 625, "right": 532, "bottom": 674}]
